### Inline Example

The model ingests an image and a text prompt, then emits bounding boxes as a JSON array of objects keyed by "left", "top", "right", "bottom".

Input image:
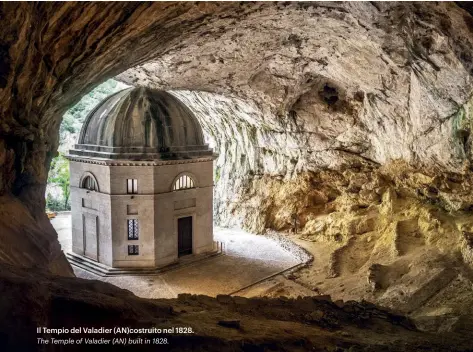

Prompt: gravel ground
[
  {"left": 52, "top": 214, "right": 302, "bottom": 298},
  {"left": 214, "top": 226, "right": 300, "bottom": 265}
]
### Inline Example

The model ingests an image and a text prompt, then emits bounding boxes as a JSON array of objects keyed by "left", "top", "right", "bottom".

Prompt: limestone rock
[
  {"left": 0, "top": 2, "right": 473, "bottom": 274},
  {"left": 120, "top": 2, "right": 473, "bottom": 174},
  {"left": 1, "top": 3, "right": 473, "bottom": 347}
]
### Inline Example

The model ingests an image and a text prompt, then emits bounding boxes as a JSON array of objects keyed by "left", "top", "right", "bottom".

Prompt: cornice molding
[{"left": 65, "top": 155, "right": 214, "bottom": 166}]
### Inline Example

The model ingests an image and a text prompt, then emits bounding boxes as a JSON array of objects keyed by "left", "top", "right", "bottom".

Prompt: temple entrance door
[
  {"left": 178, "top": 216, "right": 193, "bottom": 257},
  {"left": 83, "top": 214, "right": 98, "bottom": 261}
]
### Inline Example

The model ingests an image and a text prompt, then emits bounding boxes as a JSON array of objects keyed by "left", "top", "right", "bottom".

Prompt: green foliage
[
  {"left": 46, "top": 193, "right": 65, "bottom": 212},
  {"left": 47, "top": 79, "right": 130, "bottom": 209},
  {"left": 60, "top": 114, "right": 77, "bottom": 134},
  {"left": 58, "top": 79, "right": 130, "bottom": 146},
  {"left": 47, "top": 154, "right": 71, "bottom": 211}
]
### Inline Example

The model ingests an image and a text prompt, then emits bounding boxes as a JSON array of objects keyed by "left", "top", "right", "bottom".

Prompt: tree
[
  {"left": 47, "top": 154, "right": 71, "bottom": 210},
  {"left": 47, "top": 79, "right": 130, "bottom": 209}
]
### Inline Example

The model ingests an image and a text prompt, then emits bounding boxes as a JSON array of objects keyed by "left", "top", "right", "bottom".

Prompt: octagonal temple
[{"left": 67, "top": 87, "right": 216, "bottom": 273}]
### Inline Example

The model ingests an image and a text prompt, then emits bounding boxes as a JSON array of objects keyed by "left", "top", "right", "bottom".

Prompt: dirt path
[{"left": 52, "top": 214, "right": 301, "bottom": 298}]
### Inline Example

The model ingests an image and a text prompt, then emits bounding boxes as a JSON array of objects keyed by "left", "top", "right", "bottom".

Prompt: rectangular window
[
  {"left": 128, "top": 245, "right": 139, "bottom": 255},
  {"left": 127, "top": 179, "right": 138, "bottom": 194},
  {"left": 127, "top": 219, "right": 139, "bottom": 240}
]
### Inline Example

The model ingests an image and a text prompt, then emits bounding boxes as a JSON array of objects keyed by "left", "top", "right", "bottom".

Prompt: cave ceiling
[
  {"left": 1, "top": 1, "right": 473, "bottom": 185},
  {"left": 117, "top": 1, "right": 473, "bottom": 172}
]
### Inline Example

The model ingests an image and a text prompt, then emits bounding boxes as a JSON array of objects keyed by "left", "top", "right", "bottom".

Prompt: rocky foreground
[
  {"left": 1, "top": 264, "right": 471, "bottom": 351},
  {"left": 1, "top": 2, "right": 473, "bottom": 350}
]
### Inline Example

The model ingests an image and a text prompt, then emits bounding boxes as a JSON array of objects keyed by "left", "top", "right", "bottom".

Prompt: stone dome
[{"left": 69, "top": 87, "right": 213, "bottom": 160}]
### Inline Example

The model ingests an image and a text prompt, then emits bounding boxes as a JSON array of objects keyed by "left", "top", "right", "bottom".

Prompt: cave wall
[
  {"left": 119, "top": 2, "right": 473, "bottom": 233},
  {"left": 0, "top": 2, "right": 259, "bottom": 274},
  {"left": 1, "top": 2, "right": 473, "bottom": 274},
  {"left": 120, "top": 2, "right": 473, "bottom": 171}
]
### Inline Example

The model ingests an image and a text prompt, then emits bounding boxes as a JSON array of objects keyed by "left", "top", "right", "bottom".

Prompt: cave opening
[
  {"left": 2, "top": 2, "right": 473, "bottom": 350},
  {"left": 47, "top": 80, "right": 304, "bottom": 297}
]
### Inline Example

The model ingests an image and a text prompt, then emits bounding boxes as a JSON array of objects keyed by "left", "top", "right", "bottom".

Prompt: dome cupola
[{"left": 69, "top": 87, "right": 213, "bottom": 160}]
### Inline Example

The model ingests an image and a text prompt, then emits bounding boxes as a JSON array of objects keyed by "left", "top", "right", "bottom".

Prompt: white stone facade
[
  {"left": 67, "top": 87, "right": 216, "bottom": 270},
  {"left": 69, "top": 157, "right": 214, "bottom": 268}
]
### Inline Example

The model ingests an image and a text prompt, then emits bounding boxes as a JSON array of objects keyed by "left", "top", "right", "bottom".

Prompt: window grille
[
  {"left": 173, "top": 175, "right": 195, "bottom": 191},
  {"left": 81, "top": 176, "right": 97, "bottom": 191},
  {"left": 127, "top": 179, "right": 138, "bottom": 194},
  {"left": 128, "top": 245, "right": 139, "bottom": 255},
  {"left": 127, "top": 219, "right": 139, "bottom": 240}
]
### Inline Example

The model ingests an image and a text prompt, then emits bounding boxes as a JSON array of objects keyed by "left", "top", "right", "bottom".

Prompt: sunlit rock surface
[
  {"left": 1, "top": 1, "right": 473, "bottom": 275},
  {"left": 1, "top": 3, "right": 473, "bottom": 346},
  {"left": 117, "top": 2, "right": 473, "bottom": 235},
  {"left": 119, "top": 2, "right": 473, "bottom": 172}
]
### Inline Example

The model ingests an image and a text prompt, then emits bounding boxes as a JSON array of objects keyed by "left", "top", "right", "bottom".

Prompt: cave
[{"left": 2, "top": 2, "right": 473, "bottom": 351}]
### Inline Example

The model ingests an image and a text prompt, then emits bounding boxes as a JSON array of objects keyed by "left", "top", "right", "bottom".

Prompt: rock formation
[
  {"left": 117, "top": 2, "right": 473, "bottom": 232},
  {"left": 1, "top": 0, "right": 473, "bottom": 274},
  {"left": 1, "top": 2, "right": 473, "bottom": 349},
  {"left": 1, "top": 264, "right": 471, "bottom": 351}
]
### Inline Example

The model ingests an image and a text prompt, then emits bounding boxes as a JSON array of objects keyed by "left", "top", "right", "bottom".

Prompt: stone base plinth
[{"left": 66, "top": 241, "right": 224, "bottom": 276}]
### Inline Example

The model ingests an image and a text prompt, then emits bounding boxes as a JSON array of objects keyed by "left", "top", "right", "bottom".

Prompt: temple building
[{"left": 66, "top": 87, "right": 216, "bottom": 273}]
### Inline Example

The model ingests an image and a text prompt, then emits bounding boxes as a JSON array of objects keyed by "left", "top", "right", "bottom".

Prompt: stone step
[
  {"left": 66, "top": 243, "right": 224, "bottom": 277},
  {"left": 66, "top": 252, "right": 114, "bottom": 276}
]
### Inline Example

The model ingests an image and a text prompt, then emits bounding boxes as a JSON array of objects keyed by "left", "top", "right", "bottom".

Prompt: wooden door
[
  {"left": 178, "top": 216, "right": 193, "bottom": 257},
  {"left": 83, "top": 214, "right": 98, "bottom": 261}
]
